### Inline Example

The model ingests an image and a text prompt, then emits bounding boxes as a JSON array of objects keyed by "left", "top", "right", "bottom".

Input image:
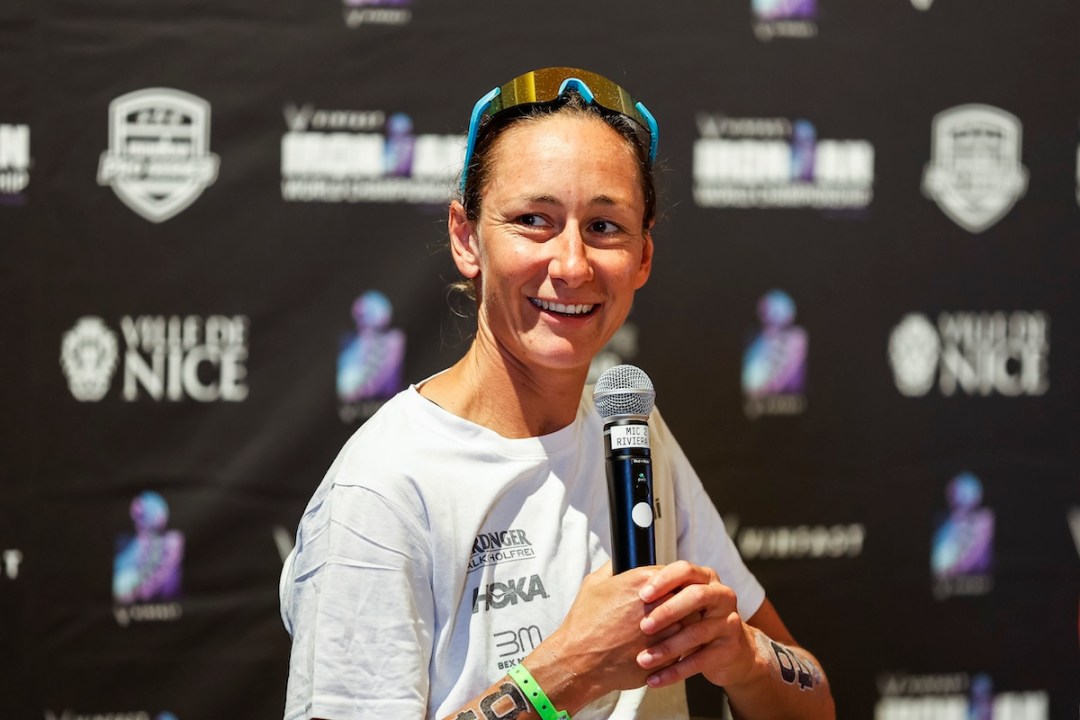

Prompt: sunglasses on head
[{"left": 459, "top": 66, "right": 659, "bottom": 194}]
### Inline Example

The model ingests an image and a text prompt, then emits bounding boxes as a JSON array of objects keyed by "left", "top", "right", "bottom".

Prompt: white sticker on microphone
[
  {"left": 609, "top": 424, "right": 650, "bottom": 449},
  {"left": 632, "top": 502, "right": 654, "bottom": 529}
]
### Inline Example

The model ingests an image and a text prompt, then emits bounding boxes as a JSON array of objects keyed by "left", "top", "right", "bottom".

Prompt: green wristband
[{"left": 508, "top": 663, "right": 571, "bottom": 720}]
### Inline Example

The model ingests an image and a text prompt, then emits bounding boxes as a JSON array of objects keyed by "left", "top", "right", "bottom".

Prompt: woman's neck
[{"left": 419, "top": 341, "right": 588, "bottom": 439}]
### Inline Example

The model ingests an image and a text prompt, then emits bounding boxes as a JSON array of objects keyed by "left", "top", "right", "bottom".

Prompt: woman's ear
[{"left": 448, "top": 201, "right": 481, "bottom": 279}]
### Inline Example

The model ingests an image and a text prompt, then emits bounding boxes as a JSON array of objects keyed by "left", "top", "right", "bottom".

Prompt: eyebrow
[{"left": 516, "top": 194, "right": 623, "bottom": 208}]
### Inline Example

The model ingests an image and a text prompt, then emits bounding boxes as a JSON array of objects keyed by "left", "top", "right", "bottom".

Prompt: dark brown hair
[{"left": 459, "top": 92, "right": 657, "bottom": 228}]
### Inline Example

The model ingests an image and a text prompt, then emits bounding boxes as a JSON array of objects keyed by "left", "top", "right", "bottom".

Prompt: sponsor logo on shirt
[
  {"left": 472, "top": 574, "right": 549, "bottom": 614},
  {"left": 494, "top": 625, "right": 544, "bottom": 671},
  {"left": 468, "top": 528, "right": 536, "bottom": 573}
]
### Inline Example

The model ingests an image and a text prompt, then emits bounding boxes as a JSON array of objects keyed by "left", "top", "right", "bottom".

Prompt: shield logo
[
  {"left": 97, "top": 88, "right": 220, "bottom": 223},
  {"left": 922, "top": 104, "right": 1028, "bottom": 233}
]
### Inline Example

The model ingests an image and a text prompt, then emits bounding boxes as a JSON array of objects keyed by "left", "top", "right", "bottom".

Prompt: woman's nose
[{"left": 548, "top": 225, "right": 594, "bottom": 287}]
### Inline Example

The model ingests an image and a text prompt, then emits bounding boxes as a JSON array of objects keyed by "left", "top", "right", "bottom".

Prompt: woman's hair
[{"left": 458, "top": 92, "right": 657, "bottom": 228}]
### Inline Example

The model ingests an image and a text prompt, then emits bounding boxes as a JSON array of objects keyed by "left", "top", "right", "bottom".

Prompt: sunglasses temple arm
[
  {"left": 635, "top": 101, "right": 659, "bottom": 165},
  {"left": 459, "top": 87, "right": 501, "bottom": 194}
]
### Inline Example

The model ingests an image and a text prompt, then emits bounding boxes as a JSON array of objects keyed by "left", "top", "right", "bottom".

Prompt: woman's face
[{"left": 450, "top": 112, "right": 653, "bottom": 377}]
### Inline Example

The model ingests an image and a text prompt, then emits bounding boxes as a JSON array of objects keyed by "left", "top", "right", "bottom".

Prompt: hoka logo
[{"left": 472, "top": 574, "right": 549, "bottom": 614}]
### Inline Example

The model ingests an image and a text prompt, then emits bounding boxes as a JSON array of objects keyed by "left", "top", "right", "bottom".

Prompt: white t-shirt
[{"left": 281, "top": 383, "right": 764, "bottom": 720}]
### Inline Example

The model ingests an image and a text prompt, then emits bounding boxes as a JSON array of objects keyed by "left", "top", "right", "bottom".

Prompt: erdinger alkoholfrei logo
[
  {"left": 0, "top": 123, "right": 31, "bottom": 203},
  {"left": 60, "top": 315, "right": 250, "bottom": 402},
  {"left": 468, "top": 528, "right": 536, "bottom": 573},
  {"left": 931, "top": 472, "right": 993, "bottom": 599},
  {"left": 113, "top": 491, "right": 184, "bottom": 626},
  {"left": 281, "top": 103, "right": 463, "bottom": 204},
  {"left": 342, "top": 0, "right": 412, "bottom": 28},
  {"left": 922, "top": 104, "right": 1028, "bottom": 233},
  {"left": 752, "top": 0, "right": 817, "bottom": 40},
  {"left": 337, "top": 290, "right": 406, "bottom": 423},
  {"left": 693, "top": 115, "right": 873, "bottom": 210},
  {"left": 742, "top": 290, "right": 807, "bottom": 418},
  {"left": 876, "top": 672, "right": 1048, "bottom": 719},
  {"left": 888, "top": 311, "right": 1049, "bottom": 398},
  {"left": 97, "top": 88, "right": 220, "bottom": 223}
]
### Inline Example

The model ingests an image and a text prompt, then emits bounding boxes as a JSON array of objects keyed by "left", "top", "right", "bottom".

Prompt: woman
[{"left": 281, "top": 67, "right": 835, "bottom": 720}]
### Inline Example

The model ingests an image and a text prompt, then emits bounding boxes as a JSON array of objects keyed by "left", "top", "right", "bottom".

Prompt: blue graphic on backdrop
[
  {"left": 337, "top": 290, "right": 406, "bottom": 423},
  {"left": 742, "top": 290, "right": 807, "bottom": 418},
  {"left": 932, "top": 472, "right": 994, "bottom": 599},
  {"left": 384, "top": 112, "right": 416, "bottom": 177},
  {"left": 114, "top": 491, "right": 184, "bottom": 604}
]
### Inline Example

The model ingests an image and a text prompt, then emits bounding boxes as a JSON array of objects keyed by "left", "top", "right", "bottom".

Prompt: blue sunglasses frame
[{"left": 459, "top": 69, "right": 659, "bottom": 194}]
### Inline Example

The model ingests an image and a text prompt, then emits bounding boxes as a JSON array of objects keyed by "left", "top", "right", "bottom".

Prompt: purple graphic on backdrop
[
  {"left": 753, "top": 0, "right": 816, "bottom": 20},
  {"left": 384, "top": 113, "right": 416, "bottom": 177},
  {"left": 932, "top": 472, "right": 994, "bottom": 598},
  {"left": 743, "top": 290, "right": 807, "bottom": 415},
  {"left": 337, "top": 290, "right": 406, "bottom": 422},
  {"left": 113, "top": 491, "right": 184, "bottom": 604}
]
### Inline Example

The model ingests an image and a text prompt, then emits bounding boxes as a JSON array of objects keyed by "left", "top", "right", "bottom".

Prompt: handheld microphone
[{"left": 593, "top": 364, "right": 656, "bottom": 574}]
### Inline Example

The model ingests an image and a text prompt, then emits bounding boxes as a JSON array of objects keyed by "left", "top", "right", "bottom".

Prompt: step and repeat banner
[{"left": 2, "top": 0, "right": 1078, "bottom": 718}]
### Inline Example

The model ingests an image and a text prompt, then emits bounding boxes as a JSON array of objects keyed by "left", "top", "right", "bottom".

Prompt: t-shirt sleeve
[
  {"left": 283, "top": 478, "right": 435, "bottom": 720},
  {"left": 652, "top": 409, "right": 766, "bottom": 621}
]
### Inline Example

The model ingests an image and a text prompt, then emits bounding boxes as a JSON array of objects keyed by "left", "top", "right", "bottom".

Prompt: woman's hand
[{"left": 634, "top": 560, "right": 763, "bottom": 689}]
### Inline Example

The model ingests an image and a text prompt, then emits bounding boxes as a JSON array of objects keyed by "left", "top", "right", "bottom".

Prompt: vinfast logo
[
  {"left": 888, "top": 311, "right": 1049, "bottom": 398},
  {"left": 60, "top": 315, "right": 250, "bottom": 403},
  {"left": 337, "top": 290, "right": 406, "bottom": 424},
  {"left": 932, "top": 472, "right": 993, "bottom": 599},
  {"left": 752, "top": 0, "right": 817, "bottom": 40},
  {"left": 97, "top": 88, "right": 220, "bottom": 223},
  {"left": 693, "top": 115, "right": 873, "bottom": 210},
  {"left": 472, "top": 574, "right": 549, "bottom": 614},
  {"left": 113, "top": 491, "right": 184, "bottom": 627},
  {"left": 0, "top": 123, "right": 30, "bottom": 203},
  {"left": 342, "top": 0, "right": 412, "bottom": 28},
  {"left": 723, "top": 516, "right": 865, "bottom": 560},
  {"left": 876, "top": 673, "right": 1048, "bottom": 719},
  {"left": 468, "top": 529, "right": 536, "bottom": 573},
  {"left": 922, "top": 104, "right": 1028, "bottom": 233},
  {"left": 281, "top": 104, "right": 463, "bottom": 204},
  {"left": 743, "top": 290, "right": 807, "bottom": 418}
]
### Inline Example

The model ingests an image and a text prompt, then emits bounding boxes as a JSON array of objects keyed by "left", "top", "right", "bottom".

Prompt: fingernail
[
  {"left": 637, "top": 649, "right": 655, "bottom": 667},
  {"left": 647, "top": 674, "right": 662, "bottom": 687},
  {"left": 640, "top": 584, "right": 656, "bottom": 602},
  {"left": 640, "top": 616, "right": 656, "bottom": 633}
]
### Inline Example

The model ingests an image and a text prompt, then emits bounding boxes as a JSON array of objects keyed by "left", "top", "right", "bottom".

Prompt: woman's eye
[
  {"left": 517, "top": 214, "right": 545, "bottom": 227},
  {"left": 590, "top": 220, "right": 620, "bottom": 234}
]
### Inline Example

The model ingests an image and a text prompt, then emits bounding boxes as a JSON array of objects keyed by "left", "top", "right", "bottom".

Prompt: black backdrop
[{"left": 3, "top": 0, "right": 1079, "bottom": 718}]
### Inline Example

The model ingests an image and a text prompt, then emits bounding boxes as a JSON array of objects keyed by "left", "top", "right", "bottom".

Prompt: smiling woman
[{"left": 280, "top": 67, "right": 835, "bottom": 720}]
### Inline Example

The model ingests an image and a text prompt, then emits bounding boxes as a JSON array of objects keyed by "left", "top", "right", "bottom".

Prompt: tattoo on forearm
[
  {"left": 455, "top": 682, "right": 528, "bottom": 720},
  {"left": 770, "top": 640, "right": 822, "bottom": 691}
]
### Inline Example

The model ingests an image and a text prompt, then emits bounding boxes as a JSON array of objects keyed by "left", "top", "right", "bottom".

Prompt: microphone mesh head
[{"left": 593, "top": 364, "right": 656, "bottom": 419}]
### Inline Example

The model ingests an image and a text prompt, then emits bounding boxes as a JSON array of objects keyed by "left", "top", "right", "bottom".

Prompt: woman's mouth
[{"left": 530, "top": 298, "right": 597, "bottom": 316}]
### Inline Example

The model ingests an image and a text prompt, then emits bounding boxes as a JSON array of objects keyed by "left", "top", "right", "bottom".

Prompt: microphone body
[{"left": 594, "top": 365, "right": 657, "bottom": 574}]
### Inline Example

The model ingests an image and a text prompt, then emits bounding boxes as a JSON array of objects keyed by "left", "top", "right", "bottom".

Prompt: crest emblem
[
  {"left": 922, "top": 104, "right": 1028, "bottom": 233},
  {"left": 60, "top": 316, "right": 120, "bottom": 401},
  {"left": 97, "top": 88, "right": 220, "bottom": 223}
]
